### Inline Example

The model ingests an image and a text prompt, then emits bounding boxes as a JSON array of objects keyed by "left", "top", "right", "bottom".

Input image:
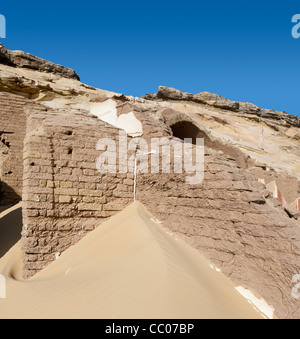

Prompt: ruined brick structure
[
  {"left": 0, "top": 92, "right": 42, "bottom": 205},
  {"left": 21, "top": 103, "right": 171, "bottom": 277},
  {"left": 0, "top": 46, "right": 299, "bottom": 318},
  {"left": 22, "top": 108, "right": 135, "bottom": 276},
  {"left": 14, "top": 99, "right": 299, "bottom": 318}
]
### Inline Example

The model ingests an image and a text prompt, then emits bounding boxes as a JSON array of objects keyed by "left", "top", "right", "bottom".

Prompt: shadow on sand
[{"left": 0, "top": 205, "right": 22, "bottom": 258}]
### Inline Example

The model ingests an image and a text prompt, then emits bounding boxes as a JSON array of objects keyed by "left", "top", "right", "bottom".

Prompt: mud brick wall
[
  {"left": 21, "top": 100, "right": 300, "bottom": 318},
  {"left": 136, "top": 148, "right": 300, "bottom": 319},
  {"left": 22, "top": 109, "right": 136, "bottom": 278},
  {"left": 0, "top": 92, "right": 31, "bottom": 204},
  {"left": 107, "top": 103, "right": 300, "bottom": 318},
  {"left": 21, "top": 102, "right": 171, "bottom": 278}
]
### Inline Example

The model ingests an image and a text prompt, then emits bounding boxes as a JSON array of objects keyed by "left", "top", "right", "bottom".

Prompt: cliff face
[
  {"left": 143, "top": 86, "right": 300, "bottom": 182},
  {"left": 0, "top": 44, "right": 300, "bottom": 318}
]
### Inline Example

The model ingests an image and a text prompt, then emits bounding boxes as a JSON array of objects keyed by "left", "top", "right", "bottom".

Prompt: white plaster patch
[
  {"left": 90, "top": 99, "right": 143, "bottom": 137},
  {"left": 90, "top": 99, "right": 118, "bottom": 125},
  {"left": 117, "top": 112, "right": 143, "bottom": 137},
  {"left": 210, "top": 264, "right": 221, "bottom": 273},
  {"left": 150, "top": 217, "right": 163, "bottom": 224},
  {"left": 266, "top": 181, "right": 278, "bottom": 199},
  {"left": 235, "top": 286, "right": 275, "bottom": 319}
]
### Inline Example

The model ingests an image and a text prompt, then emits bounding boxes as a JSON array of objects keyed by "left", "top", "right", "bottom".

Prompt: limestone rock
[
  {"left": 143, "top": 86, "right": 300, "bottom": 128},
  {"left": 284, "top": 203, "right": 300, "bottom": 219},
  {"left": 156, "top": 86, "right": 193, "bottom": 101},
  {"left": 142, "top": 86, "right": 300, "bottom": 180},
  {"left": 0, "top": 43, "right": 80, "bottom": 80},
  {"left": 194, "top": 91, "right": 239, "bottom": 111}
]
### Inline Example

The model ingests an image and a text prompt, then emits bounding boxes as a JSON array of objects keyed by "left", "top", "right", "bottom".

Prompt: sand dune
[{"left": 0, "top": 201, "right": 267, "bottom": 319}]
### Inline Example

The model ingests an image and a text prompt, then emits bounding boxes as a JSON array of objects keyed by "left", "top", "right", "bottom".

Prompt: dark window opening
[{"left": 170, "top": 121, "right": 208, "bottom": 145}]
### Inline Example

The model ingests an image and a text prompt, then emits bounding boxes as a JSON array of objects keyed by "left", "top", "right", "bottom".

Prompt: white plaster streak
[
  {"left": 0, "top": 275, "right": 6, "bottom": 299},
  {"left": 235, "top": 286, "right": 275, "bottom": 319},
  {"left": 210, "top": 264, "right": 221, "bottom": 273}
]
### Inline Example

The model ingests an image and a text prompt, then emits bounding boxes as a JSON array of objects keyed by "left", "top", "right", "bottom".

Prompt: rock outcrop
[
  {"left": 0, "top": 43, "right": 80, "bottom": 80},
  {"left": 143, "top": 86, "right": 300, "bottom": 128},
  {"left": 143, "top": 86, "right": 300, "bottom": 181}
]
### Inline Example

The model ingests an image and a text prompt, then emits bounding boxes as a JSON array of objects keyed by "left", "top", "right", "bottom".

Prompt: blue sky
[{"left": 1, "top": 0, "right": 300, "bottom": 116}]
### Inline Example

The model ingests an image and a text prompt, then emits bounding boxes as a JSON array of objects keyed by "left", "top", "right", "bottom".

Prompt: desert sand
[{"left": 0, "top": 201, "right": 268, "bottom": 319}]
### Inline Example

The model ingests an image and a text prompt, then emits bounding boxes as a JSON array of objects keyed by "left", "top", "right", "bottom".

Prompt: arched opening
[
  {"left": 170, "top": 121, "right": 208, "bottom": 145},
  {"left": 170, "top": 120, "right": 251, "bottom": 169}
]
